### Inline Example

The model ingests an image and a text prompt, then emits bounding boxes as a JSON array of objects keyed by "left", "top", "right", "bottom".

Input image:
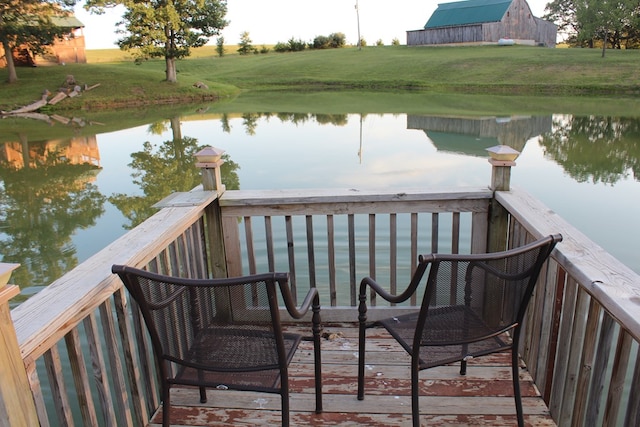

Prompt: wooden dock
[{"left": 155, "top": 324, "right": 556, "bottom": 426}]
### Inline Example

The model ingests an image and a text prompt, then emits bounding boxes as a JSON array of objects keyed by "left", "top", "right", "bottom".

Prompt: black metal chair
[
  {"left": 112, "top": 266, "right": 322, "bottom": 427},
  {"left": 357, "top": 234, "right": 562, "bottom": 427}
]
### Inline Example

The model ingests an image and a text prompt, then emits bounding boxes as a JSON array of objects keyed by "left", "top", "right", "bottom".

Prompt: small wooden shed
[
  {"left": 0, "top": 15, "right": 86, "bottom": 67},
  {"left": 407, "top": 0, "right": 557, "bottom": 47}
]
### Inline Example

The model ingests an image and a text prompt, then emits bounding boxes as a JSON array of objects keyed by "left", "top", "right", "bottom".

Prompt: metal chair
[
  {"left": 112, "top": 266, "right": 322, "bottom": 427},
  {"left": 357, "top": 234, "right": 562, "bottom": 427}
]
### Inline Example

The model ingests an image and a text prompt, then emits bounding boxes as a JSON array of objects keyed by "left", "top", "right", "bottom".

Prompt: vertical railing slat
[
  {"left": 368, "top": 214, "right": 376, "bottom": 305},
  {"left": 244, "top": 216, "right": 257, "bottom": 275},
  {"left": 390, "top": 213, "right": 397, "bottom": 299},
  {"left": 410, "top": 213, "right": 418, "bottom": 306},
  {"left": 558, "top": 286, "right": 591, "bottom": 426},
  {"left": 64, "top": 327, "right": 99, "bottom": 426},
  {"left": 549, "top": 276, "right": 579, "bottom": 418},
  {"left": 306, "top": 215, "right": 316, "bottom": 296},
  {"left": 327, "top": 215, "right": 337, "bottom": 306},
  {"left": 348, "top": 214, "right": 356, "bottom": 306},
  {"left": 113, "top": 289, "right": 147, "bottom": 426},
  {"left": 44, "top": 344, "right": 74, "bottom": 426},
  {"left": 603, "top": 329, "right": 633, "bottom": 426},
  {"left": 285, "top": 215, "right": 297, "bottom": 301},
  {"left": 586, "top": 312, "right": 616, "bottom": 426},
  {"left": 624, "top": 348, "right": 640, "bottom": 426},
  {"left": 571, "top": 299, "right": 602, "bottom": 426},
  {"left": 99, "top": 299, "right": 134, "bottom": 426},
  {"left": 83, "top": 312, "right": 118, "bottom": 427},
  {"left": 265, "top": 216, "right": 275, "bottom": 271},
  {"left": 26, "top": 364, "right": 51, "bottom": 427}
]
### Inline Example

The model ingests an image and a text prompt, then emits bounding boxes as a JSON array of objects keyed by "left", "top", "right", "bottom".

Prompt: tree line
[
  {"left": 3, "top": 1, "right": 640, "bottom": 86},
  {"left": 544, "top": 0, "right": 640, "bottom": 55}
]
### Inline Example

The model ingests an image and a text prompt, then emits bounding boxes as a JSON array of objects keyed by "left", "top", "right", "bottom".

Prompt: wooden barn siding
[
  {"left": 535, "top": 18, "right": 558, "bottom": 47},
  {"left": 407, "top": 0, "right": 555, "bottom": 46},
  {"left": 407, "top": 25, "right": 484, "bottom": 45}
]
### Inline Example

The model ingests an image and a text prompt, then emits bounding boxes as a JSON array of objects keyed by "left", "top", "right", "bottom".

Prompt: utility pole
[{"left": 355, "top": 1, "right": 361, "bottom": 50}]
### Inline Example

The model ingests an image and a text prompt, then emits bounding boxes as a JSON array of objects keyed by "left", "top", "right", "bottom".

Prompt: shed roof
[
  {"left": 51, "top": 16, "right": 84, "bottom": 28},
  {"left": 425, "top": 0, "right": 512, "bottom": 29}
]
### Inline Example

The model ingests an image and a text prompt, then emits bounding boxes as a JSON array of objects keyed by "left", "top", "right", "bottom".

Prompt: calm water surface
[{"left": 1, "top": 110, "right": 639, "bottom": 305}]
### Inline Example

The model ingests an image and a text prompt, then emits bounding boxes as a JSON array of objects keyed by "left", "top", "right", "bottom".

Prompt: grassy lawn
[{"left": 1, "top": 45, "right": 639, "bottom": 113}]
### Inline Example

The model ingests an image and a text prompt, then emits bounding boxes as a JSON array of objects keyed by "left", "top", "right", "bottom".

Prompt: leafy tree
[
  {"left": 215, "top": 36, "right": 225, "bottom": 57},
  {"left": 0, "top": 0, "right": 77, "bottom": 83},
  {"left": 237, "top": 31, "right": 254, "bottom": 55},
  {"left": 576, "top": 0, "right": 638, "bottom": 56},
  {"left": 85, "top": 0, "right": 228, "bottom": 83},
  {"left": 544, "top": 0, "right": 582, "bottom": 45}
]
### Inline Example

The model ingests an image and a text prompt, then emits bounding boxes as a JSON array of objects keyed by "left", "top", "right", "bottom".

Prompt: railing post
[
  {"left": 485, "top": 146, "right": 520, "bottom": 327},
  {"left": 195, "top": 147, "right": 228, "bottom": 279},
  {"left": 0, "top": 264, "right": 39, "bottom": 427},
  {"left": 486, "top": 145, "right": 520, "bottom": 253}
]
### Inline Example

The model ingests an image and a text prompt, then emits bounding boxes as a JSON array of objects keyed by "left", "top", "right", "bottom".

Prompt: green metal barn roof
[{"left": 425, "top": 0, "right": 512, "bottom": 29}]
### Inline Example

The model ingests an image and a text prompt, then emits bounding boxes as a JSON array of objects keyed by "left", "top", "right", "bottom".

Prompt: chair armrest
[
  {"left": 359, "top": 260, "right": 429, "bottom": 305},
  {"left": 281, "top": 286, "right": 320, "bottom": 320}
]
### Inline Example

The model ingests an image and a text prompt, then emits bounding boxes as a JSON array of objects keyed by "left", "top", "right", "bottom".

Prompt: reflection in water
[
  {"left": 541, "top": 115, "right": 640, "bottom": 184},
  {"left": 0, "top": 136, "right": 105, "bottom": 303},
  {"left": 0, "top": 111, "right": 639, "bottom": 305},
  {"left": 407, "top": 115, "right": 552, "bottom": 157},
  {"left": 110, "top": 117, "right": 240, "bottom": 229}
]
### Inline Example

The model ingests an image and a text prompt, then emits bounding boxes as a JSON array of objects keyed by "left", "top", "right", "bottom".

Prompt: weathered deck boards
[{"left": 152, "top": 325, "right": 555, "bottom": 426}]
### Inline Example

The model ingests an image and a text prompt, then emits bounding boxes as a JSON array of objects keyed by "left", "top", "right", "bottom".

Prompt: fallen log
[
  {"left": 48, "top": 92, "right": 68, "bottom": 105},
  {"left": 2, "top": 99, "right": 47, "bottom": 115}
]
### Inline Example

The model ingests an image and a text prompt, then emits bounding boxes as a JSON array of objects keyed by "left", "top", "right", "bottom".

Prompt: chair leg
[
  {"left": 281, "top": 385, "right": 290, "bottom": 427},
  {"left": 162, "top": 384, "right": 171, "bottom": 427},
  {"left": 199, "top": 386, "right": 207, "bottom": 403},
  {"left": 357, "top": 322, "right": 366, "bottom": 400},
  {"left": 511, "top": 349, "right": 525, "bottom": 427},
  {"left": 313, "top": 303, "right": 323, "bottom": 413},
  {"left": 411, "top": 357, "right": 420, "bottom": 427}
]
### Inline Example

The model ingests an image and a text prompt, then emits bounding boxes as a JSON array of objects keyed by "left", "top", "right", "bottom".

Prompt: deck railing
[{"left": 1, "top": 151, "right": 638, "bottom": 426}]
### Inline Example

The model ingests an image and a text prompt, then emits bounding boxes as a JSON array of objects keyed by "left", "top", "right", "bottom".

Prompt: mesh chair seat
[
  {"left": 174, "top": 326, "right": 302, "bottom": 391},
  {"left": 378, "top": 306, "right": 509, "bottom": 370}
]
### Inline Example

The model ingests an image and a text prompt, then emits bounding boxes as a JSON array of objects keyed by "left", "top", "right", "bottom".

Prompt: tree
[
  {"left": 543, "top": 0, "right": 582, "bottom": 45},
  {"left": 0, "top": 0, "right": 77, "bottom": 83},
  {"left": 215, "top": 36, "right": 224, "bottom": 57},
  {"left": 86, "top": 0, "right": 228, "bottom": 83},
  {"left": 237, "top": 31, "right": 254, "bottom": 55},
  {"left": 576, "top": 0, "right": 638, "bottom": 57}
]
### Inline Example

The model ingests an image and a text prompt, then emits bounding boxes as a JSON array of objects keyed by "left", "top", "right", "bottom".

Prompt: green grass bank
[{"left": 1, "top": 45, "right": 640, "bottom": 113}]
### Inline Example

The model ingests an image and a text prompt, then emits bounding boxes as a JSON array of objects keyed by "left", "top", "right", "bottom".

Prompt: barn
[
  {"left": 0, "top": 16, "right": 86, "bottom": 67},
  {"left": 407, "top": 0, "right": 557, "bottom": 47}
]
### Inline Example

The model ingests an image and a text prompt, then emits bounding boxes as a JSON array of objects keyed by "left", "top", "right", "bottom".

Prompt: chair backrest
[
  {"left": 415, "top": 234, "right": 561, "bottom": 346},
  {"left": 112, "top": 266, "right": 295, "bottom": 390}
]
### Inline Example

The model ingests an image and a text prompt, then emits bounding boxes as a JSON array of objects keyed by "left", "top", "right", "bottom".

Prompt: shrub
[
  {"left": 274, "top": 42, "right": 289, "bottom": 53},
  {"left": 216, "top": 37, "right": 225, "bottom": 57},
  {"left": 376, "top": 39, "right": 384, "bottom": 46},
  {"left": 313, "top": 35, "right": 330, "bottom": 49},
  {"left": 392, "top": 38, "right": 400, "bottom": 46},
  {"left": 329, "top": 32, "right": 346, "bottom": 48},
  {"left": 288, "top": 38, "right": 306, "bottom": 52}
]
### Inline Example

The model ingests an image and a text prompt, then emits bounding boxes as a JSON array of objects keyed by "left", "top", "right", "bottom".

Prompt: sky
[{"left": 73, "top": 0, "right": 551, "bottom": 50}]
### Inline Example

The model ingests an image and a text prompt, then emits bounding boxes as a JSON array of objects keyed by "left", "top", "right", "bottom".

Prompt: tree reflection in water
[
  {"left": 540, "top": 116, "right": 640, "bottom": 185},
  {"left": 0, "top": 141, "right": 105, "bottom": 303}
]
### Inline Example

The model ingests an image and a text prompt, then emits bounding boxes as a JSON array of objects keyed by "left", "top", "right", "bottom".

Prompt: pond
[{"left": 1, "top": 93, "right": 639, "bottom": 306}]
